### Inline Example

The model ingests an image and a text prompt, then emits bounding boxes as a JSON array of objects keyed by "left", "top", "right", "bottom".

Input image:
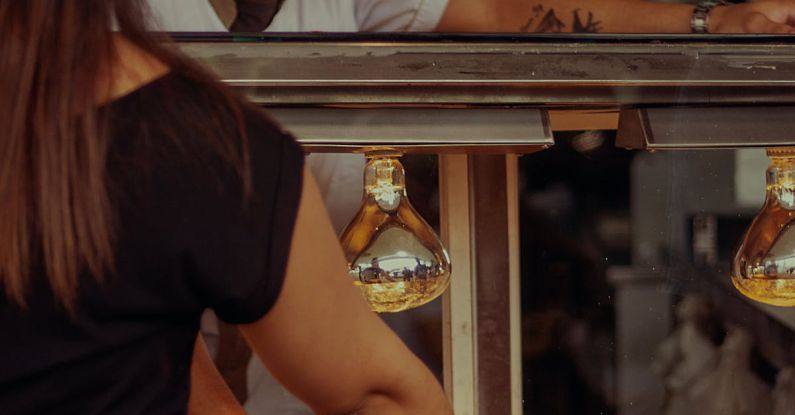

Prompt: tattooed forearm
[{"left": 520, "top": 4, "right": 603, "bottom": 33}]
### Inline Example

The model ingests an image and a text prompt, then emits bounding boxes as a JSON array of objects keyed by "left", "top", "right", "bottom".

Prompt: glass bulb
[
  {"left": 339, "top": 151, "right": 451, "bottom": 312},
  {"left": 732, "top": 147, "right": 795, "bottom": 306}
]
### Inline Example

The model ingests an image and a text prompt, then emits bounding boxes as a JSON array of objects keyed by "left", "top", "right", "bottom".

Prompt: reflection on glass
[
  {"left": 733, "top": 148, "right": 795, "bottom": 306},
  {"left": 340, "top": 151, "right": 451, "bottom": 312}
]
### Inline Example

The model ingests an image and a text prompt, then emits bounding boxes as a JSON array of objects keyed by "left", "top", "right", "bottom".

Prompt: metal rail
[{"left": 178, "top": 34, "right": 795, "bottom": 107}]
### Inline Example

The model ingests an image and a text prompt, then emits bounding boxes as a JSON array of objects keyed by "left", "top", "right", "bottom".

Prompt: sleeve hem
[
  {"left": 215, "top": 134, "right": 305, "bottom": 325},
  {"left": 407, "top": 0, "right": 450, "bottom": 32}
]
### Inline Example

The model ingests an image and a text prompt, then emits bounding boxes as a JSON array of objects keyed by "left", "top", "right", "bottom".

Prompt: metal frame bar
[
  {"left": 440, "top": 154, "right": 522, "bottom": 415},
  {"left": 179, "top": 37, "right": 795, "bottom": 107},
  {"left": 506, "top": 155, "right": 522, "bottom": 415},
  {"left": 471, "top": 155, "right": 513, "bottom": 413},
  {"left": 441, "top": 155, "right": 478, "bottom": 414}
]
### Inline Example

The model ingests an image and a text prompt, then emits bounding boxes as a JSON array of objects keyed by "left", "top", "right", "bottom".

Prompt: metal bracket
[
  {"left": 267, "top": 107, "right": 553, "bottom": 154},
  {"left": 617, "top": 106, "right": 795, "bottom": 150}
]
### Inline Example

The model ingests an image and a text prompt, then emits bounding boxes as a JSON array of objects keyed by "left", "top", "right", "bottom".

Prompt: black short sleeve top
[{"left": 0, "top": 72, "right": 304, "bottom": 414}]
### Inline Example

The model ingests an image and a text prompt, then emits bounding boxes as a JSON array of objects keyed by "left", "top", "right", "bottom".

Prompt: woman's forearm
[
  {"left": 352, "top": 391, "right": 452, "bottom": 415},
  {"left": 348, "top": 373, "right": 451, "bottom": 415}
]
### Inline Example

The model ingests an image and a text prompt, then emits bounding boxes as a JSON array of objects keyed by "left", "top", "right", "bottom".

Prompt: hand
[{"left": 710, "top": 1, "right": 795, "bottom": 33}]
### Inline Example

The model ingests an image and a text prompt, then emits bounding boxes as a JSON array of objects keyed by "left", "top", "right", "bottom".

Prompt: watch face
[
  {"left": 691, "top": 11, "right": 709, "bottom": 34},
  {"left": 691, "top": 0, "right": 728, "bottom": 33}
]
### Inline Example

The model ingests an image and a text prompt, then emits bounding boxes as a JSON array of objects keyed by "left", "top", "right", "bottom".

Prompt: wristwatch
[{"left": 690, "top": 0, "right": 731, "bottom": 34}]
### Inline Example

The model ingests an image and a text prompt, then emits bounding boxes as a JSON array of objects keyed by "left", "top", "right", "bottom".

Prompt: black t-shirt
[{"left": 0, "top": 72, "right": 304, "bottom": 414}]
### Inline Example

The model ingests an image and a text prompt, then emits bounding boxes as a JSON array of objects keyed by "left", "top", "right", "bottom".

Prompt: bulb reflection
[
  {"left": 340, "top": 152, "right": 451, "bottom": 312},
  {"left": 732, "top": 147, "right": 795, "bottom": 306}
]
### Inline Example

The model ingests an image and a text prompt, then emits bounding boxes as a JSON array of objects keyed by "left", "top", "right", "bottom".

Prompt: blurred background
[{"left": 400, "top": 131, "right": 795, "bottom": 415}]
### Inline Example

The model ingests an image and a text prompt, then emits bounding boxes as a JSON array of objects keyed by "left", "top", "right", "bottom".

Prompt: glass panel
[
  {"left": 520, "top": 132, "right": 629, "bottom": 414},
  {"left": 518, "top": 135, "right": 795, "bottom": 413}
]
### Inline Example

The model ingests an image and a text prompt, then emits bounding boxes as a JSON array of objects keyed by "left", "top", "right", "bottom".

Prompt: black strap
[{"left": 229, "top": 0, "right": 286, "bottom": 32}]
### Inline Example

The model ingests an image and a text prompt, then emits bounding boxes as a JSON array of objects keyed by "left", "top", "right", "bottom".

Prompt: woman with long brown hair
[{"left": 0, "top": 1, "right": 450, "bottom": 413}]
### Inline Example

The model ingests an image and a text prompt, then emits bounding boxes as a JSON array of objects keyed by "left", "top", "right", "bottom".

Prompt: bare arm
[
  {"left": 188, "top": 336, "right": 246, "bottom": 415},
  {"left": 436, "top": 0, "right": 795, "bottom": 33},
  {"left": 239, "top": 168, "right": 451, "bottom": 415}
]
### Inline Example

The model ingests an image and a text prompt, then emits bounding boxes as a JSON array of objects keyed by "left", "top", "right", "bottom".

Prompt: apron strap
[{"left": 230, "top": 0, "right": 286, "bottom": 32}]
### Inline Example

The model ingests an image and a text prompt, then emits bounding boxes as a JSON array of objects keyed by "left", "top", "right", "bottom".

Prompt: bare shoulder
[{"left": 99, "top": 35, "right": 171, "bottom": 105}]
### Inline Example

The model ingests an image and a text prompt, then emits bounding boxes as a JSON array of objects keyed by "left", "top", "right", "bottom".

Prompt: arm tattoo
[
  {"left": 572, "top": 9, "right": 602, "bottom": 33},
  {"left": 535, "top": 9, "right": 566, "bottom": 33},
  {"left": 520, "top": 4, "right": 546, "bottom": 31},
  {"left": 520, "top": 4, "right": 602, "bottom": 33}
]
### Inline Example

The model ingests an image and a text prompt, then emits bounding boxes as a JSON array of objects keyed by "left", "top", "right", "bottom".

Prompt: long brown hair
[{"left": 0, "top": 1, "right": 249, "bottom": 312}]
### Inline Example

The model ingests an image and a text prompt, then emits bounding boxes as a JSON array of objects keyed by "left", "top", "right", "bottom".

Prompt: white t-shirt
[{"left": 147, "top": 2, "right": 450, "bottom": 414}]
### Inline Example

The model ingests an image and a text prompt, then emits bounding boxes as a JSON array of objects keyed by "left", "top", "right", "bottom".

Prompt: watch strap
[{"left": 691, "top": 0, "right": 730, "bottom": 34}]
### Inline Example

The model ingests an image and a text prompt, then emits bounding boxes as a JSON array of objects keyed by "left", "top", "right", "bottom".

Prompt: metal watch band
[{"left": 691, "top": 0, "right": 730, "bottom": 34}]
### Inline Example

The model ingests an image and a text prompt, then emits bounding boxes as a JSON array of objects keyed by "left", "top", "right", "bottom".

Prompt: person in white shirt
[{"left": 149, "top": 0, "right": 795, "bottom": 35}]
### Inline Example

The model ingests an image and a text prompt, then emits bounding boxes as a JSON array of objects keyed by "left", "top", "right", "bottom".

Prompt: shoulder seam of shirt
[{"left": 406, "top": 0, "right": 448, "bottom": 32}]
